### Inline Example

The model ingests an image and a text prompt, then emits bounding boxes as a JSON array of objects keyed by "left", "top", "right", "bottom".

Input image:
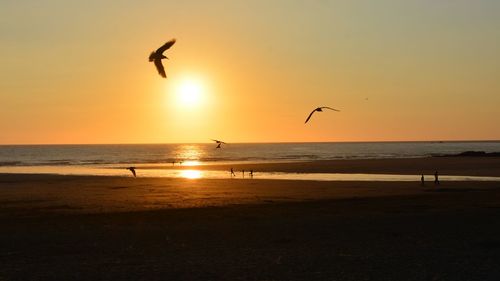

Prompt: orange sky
[{"left": 1, "top": 1, "right": 499, "bottom": 144}]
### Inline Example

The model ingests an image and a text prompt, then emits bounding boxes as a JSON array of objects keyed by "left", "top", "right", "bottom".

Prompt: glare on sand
[
  {"left": 180, "top": 170, "right": 202, "bottom": 179},
  {"left": 182, "top": 160, "right": 201, "bottom": 166}
]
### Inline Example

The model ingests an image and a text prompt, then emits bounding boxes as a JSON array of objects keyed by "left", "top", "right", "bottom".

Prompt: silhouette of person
[
  {"left": 230, "top": 168, "right": 235, "bottom": 177},
  {"left": 421, "top": 174, "right": 425, "bottom": 186},
  {"left": 242, "top": 170, "right": 245, "bottom": 178},
  {"left": 434, "top": 171, "right": 440, "bottom": 185},
  {"left": 249, "top": 170, "right": 254, "bottom": 178},
  {"left": 172, "top": 161, "right": 175, "bottom": 166}
]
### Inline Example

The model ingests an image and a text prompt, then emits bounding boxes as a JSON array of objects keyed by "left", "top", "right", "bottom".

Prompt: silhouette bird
[
  {"left": 126, "top": 167, "right": 136, "bottom": 177},
  {"left": 149, "top": 39, "right": 176, "bottom": 78},
  {"left": 211, "top": 139, "right": 226, "bottom": 149},
  {"left": 304, "top": 107, "right": 340, "bottom": 124}
]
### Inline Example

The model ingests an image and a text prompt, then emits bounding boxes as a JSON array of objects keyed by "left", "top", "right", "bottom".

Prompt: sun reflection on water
[
  {"left": 174, "top": 145, "right": 203, "bottom": 164},
  {"left": 180, "top": 170, "right": 202, "bottom": 179}
]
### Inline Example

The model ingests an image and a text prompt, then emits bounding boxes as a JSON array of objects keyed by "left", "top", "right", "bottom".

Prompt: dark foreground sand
[{"left": 1, "top": 157, "right": 500, "bottom": 280}]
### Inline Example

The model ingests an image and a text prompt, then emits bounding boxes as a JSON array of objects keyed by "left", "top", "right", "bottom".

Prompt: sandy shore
[{"left": 1, "top": 157, "right": 500, "bottom": 280}]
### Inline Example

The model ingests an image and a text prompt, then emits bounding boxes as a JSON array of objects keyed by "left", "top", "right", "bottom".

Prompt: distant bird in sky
[
  {"left": 211, "top": 139, "right": 226, "bottom": 149},
  {"left": 304, "top": 107, "right": 340, "bottom": 124},
  {"left": 149, "top": 39, "right": 176, "bottom": 78},
  {"left": 126, "top": 167, "right": 136, "bottom": 177}
]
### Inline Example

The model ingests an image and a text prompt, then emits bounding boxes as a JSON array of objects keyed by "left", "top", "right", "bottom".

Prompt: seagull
[
  {"left": 211, "top": 139, "right": 226, "bottom": 149},
  {"left": 304, "top": 107, "right": 340, "bottom": 124},
  {"left": 126, "top": 167, "right": 136, "bottom": 177},
  {"left": 149, "top": 39, "right": 176, "bottom": 78}
]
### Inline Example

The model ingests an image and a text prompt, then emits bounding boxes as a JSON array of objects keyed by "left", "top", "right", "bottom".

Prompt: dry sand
[{"left": 1, "top": 157, "right": 500, "bottom": 280}]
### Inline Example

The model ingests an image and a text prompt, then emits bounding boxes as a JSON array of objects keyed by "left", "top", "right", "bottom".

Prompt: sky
[{"left": 1, "top": 0, "right": 499, "bottom": 144}]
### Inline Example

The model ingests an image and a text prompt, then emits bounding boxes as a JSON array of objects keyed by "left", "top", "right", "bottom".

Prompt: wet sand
[
  {"left": 143, "top": 156, "right": 500, "bottom": 177},
  {"left": 1, "top": 157, "right": 500, "bottom": 280}
]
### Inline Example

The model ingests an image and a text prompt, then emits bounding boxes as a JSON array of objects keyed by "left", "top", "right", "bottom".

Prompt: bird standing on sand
[
  {"left": 304, "top": 107, "right": 340, "bottom": 124},
  {"left": 211, "top": 139, "right": 226, "bottom": 149},
  {"left": 127, "top": 167, "right": 136, "bottom": 177},
  {"left": 149, "top": 39, "right": 176, "bottom": 78}
]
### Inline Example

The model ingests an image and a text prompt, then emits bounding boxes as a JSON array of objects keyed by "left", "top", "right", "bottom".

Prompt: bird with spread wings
[
  {"left": 126, "top": 167, "right": 137, "bottom": 177},
  {"left": 304, "top": 107, "right": 340, "bottom": 124},
  {"left": 211, "top": 139, "right": 226, "bottom": 149},
  {"left": 149, "top": 39, "right": 176, "bottom": 78}
]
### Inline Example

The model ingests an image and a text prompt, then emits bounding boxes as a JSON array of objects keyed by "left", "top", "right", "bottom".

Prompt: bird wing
[
  {"left": 321, "top": 107, "right": 340, "bottom": 112},
  {"left": 304, "top": 109, "right": 317, "bottom": 123},
  {"left": 156, "top": 39, "right": 176, "bottom": 54},
  {"left": 127, "top": 168, "right": 136, "bottom": 177},
  {"left": 211, "top": 139, "right": 226, "bottom": 144},
  {"left": 154, "top": 59, "right": 166, "bottom": 78},
  {"left": 148, "top": 52, "right": 156, "bottom": 62}
]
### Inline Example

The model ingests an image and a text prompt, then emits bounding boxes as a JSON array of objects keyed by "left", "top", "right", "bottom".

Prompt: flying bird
[
  {"left": 149, "top": 39, "right": 176, "bottom": 78},
  {"left": 304, "top": 107, "right": 340, "bottom": 124},
  {"left": 126, "top": 167, "right": 137, "bottom": 177},
  {"left": 211, "top": 139, "right": 226, "bottom": 149}
]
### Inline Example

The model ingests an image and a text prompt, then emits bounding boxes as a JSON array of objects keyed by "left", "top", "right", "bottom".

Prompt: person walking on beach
[
  {"left": 230, "top": 168, "right": 235, "bottom": 177},
  {"left": 249, "top": 170, "right": 254, "bottom": 178},
  {"left": 242, "top": 170, "right": 245, "bottom": 178},
  {"left": 421, "top": 174, "right": 425, "bottom": 186},
  {"left": 434, "top": 171, "right": 440, "bottom": 185}
]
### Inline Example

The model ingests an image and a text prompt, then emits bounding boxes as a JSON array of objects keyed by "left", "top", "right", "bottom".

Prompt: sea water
[{"left": 1, "top": 141, "right": 500, "bottom": 166}]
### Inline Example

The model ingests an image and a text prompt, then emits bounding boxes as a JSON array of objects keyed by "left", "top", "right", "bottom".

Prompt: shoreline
[
  {"left": 115, "top": 156, "right": 500, "bottom": 177},
  {"left": 1, "top": 156, "right": 500, "bottom": 177}
]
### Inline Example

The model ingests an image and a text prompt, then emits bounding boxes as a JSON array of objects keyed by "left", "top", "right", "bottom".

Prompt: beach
[
  {"left": 1, "top": 157, "right": 500, "bottom": 280},
  {"left": 4, "top": 0, "right": 500, "bottom": 278}
]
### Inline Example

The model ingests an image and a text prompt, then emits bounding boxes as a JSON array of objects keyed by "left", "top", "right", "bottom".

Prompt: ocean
[
  {"left": 1, "top": 142, "right": 500, "bottom": 180},
  {"left": 1, "top": 141, "right": 500, "bottom": 167}
]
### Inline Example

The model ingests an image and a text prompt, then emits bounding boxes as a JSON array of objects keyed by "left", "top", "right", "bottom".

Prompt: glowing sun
[{"left": 177, "top": 79, "right": 204, "bottom": 107}]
